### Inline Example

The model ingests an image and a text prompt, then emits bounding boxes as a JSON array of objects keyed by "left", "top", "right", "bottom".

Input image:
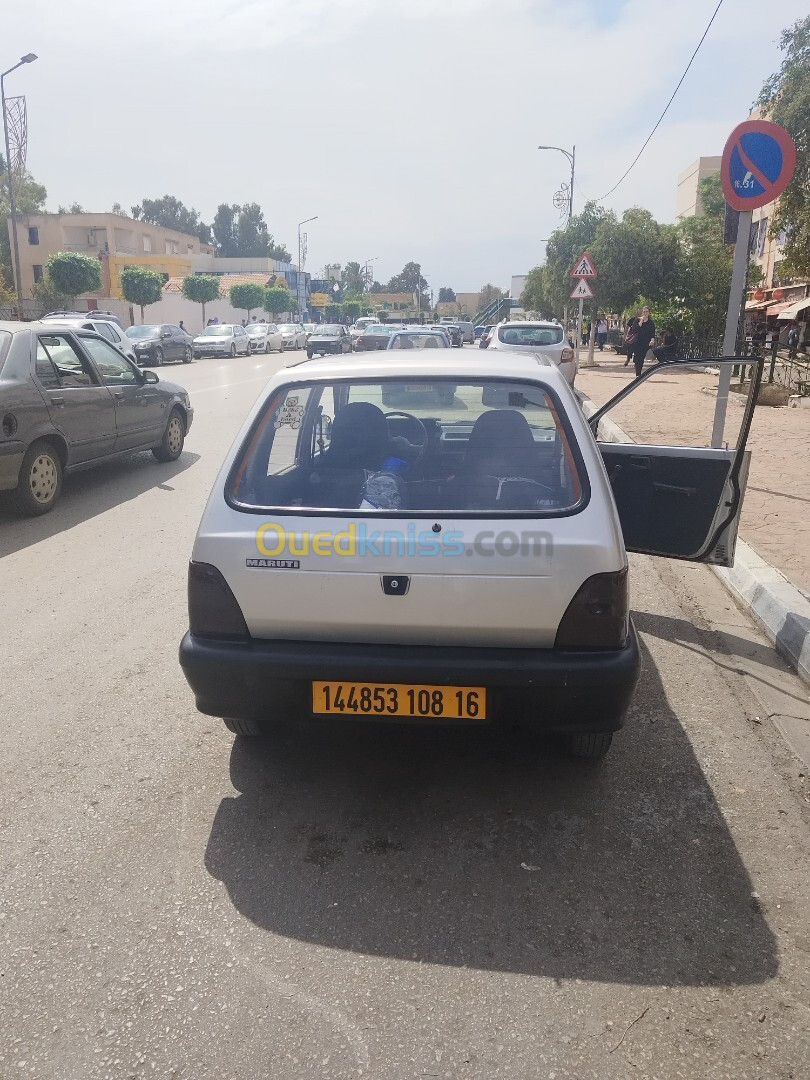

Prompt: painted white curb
[{"left": 576, "top": 389, "right": 810, "bottom": 685}]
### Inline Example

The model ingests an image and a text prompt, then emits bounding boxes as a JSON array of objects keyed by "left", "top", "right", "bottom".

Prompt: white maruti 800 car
[{"left": 180, "top": 350, "right": 759, "bottom": 758}]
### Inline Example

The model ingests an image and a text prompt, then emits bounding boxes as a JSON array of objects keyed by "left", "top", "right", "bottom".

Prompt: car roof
[
  {"left": 282, "top": 349, "right": 565, "bottom": 384},
  {"left": 0, "top": 320, "right": 111, "bottom": 335},
  {"left": 494, "top": 320, "right": 560, "bottom": 330}
]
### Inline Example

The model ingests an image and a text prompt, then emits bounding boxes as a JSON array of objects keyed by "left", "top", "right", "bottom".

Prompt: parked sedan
[
  {"left": 192, "top": 324, "right": 251, "bottom": 359},
  {"left": 430, "top": 324, "right": 460, "bottom": 347},
  {"left": 0, "top": 322, "right": 193, "bottom": 515},
  {"left": 278, "top": 324, "right": 307, "bottom": 351},
  {"left": 306, "top": 324, "right": 353, "bottom": 359},
  {"left": 125, "top": 323, "right": 193, "bottom": 366},
  {"left": 179, "top": 352, "right": 761, "bottom": 759},
  {"left": 245, "top": 322, "right": 284, "bottom": 353}
]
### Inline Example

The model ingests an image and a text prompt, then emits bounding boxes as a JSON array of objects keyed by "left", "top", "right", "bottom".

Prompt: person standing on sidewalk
[
  {"left": 624, "top": 307, "right": 656, "bottom": 377},
  {"left": 788, "top": 323, "right": 799, "bottom": 359},
  {"left": 596, "top": 316, "right": 608, "bottom": 351}
]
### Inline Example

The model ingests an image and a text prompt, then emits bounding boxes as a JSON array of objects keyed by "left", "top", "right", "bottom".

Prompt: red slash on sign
[{"left": 721, "top": 119, "right": 796, "bottom": 212}]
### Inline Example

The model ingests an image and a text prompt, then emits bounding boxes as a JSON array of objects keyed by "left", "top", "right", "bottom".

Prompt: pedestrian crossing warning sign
[
  {"left": 570, "top": 251, "right": 597, "bottom": 278},
  {"left": 570, "top": 279, "right": 594, "bottom": 299}
]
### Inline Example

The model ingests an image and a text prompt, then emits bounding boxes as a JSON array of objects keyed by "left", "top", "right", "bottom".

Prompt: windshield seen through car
[
  {"left": 201, "top": 326, "right": 231, "bottom": 337},
  {"left": 125, "top": 325, "right": 160, "bottom": 340}
]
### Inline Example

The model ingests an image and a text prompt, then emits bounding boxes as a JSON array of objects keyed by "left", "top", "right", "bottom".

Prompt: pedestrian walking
[
  {"left": 788, "top": 323, "right": 799, "bottom": 360},
  {"left": 596, "top": 316, "right": 608, "bottom": 351},
  {"left": 179, "top": 320, "right": 187, "bottom": 334},
  {"left": 623, "top": 306, "right": 656, "bottom": 377}
]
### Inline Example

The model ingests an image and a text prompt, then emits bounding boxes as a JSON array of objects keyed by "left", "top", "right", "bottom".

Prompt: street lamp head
[{"left": 21, "top": 54, "right": 38, "bottom": 64}]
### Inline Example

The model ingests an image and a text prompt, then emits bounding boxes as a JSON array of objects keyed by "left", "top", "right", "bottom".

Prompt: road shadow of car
[
  {"left": 203, "top": 636, "right": 777, "bottom": 987},
  {"left": 0, "top": 450, "right": 200, "bottom": 560}
]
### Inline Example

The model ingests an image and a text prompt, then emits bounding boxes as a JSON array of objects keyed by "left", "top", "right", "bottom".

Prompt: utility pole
[
  {"left": 2, "top": 53, "right": 38, "bottom": 318},
  {"left": 538, "top": 143, "right": 576, "bottom": 330}
]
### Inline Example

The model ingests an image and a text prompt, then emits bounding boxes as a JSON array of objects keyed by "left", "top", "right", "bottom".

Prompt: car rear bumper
[
  {"left": 0, "top": 440, "right": 25, "bottom": 491},
  {"left": 179, "top": 626, "right": 640, "bottom": 732}
]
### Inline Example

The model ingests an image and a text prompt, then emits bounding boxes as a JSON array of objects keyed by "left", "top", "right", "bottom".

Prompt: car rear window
[
  {"left": 228, "top": 378, "right": 585, "bottom": 516},
  {"left": 498, "top": 325, "right": 564, "bottom": 347}
]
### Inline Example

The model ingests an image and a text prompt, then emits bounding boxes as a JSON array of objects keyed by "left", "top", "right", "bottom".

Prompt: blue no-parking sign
[{"left": 721, "top": 119, "right": 796, "bottom": 212}]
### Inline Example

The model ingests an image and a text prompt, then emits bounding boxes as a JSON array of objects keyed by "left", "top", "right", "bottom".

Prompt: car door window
[
  {"left": 36, "top": 335, "right": 96, "bottom": 387},
  {"left": 80, "top": 336, "right": 140, "bottom": 385},
  {"left": 94, "top": 322, "right": 117, "bottom": 343}
]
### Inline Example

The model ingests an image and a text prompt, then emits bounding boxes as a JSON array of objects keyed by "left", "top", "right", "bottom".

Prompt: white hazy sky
[{"left": 4, "top": 0, "right": 806, "bottom": 292}]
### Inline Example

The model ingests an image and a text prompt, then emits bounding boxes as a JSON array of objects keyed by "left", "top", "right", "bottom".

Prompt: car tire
[
  {"left": 182, "top": 346, "right": 192, "bottom": 364},
  {"left": 152, "top": 408, "right": 185, "bottom": 463},
  {"left": 265, "top": 341, "right": 271, "bottom": 353},
  {"left": 229, "top": 344, "right": 236, "bottom": 358},
  {"left": 567, "top": 732, "right": 613, "bottom": 759},
  {"left": 223, "top": 717, "right": 265, "bottom": 737},
  {"left": 306, "top": 349, "right": 314, "bottom": 359},
  {"left": 14, "top": 440, "right": 63, "bottom": 516},
  {"left": 153, "top": 347, "right": 163, "bottom": 366},
  {"left": 193, "top": 351, "right": 201, "bottom": 360}
]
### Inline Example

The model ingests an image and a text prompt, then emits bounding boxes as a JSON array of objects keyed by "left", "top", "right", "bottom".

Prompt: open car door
[{"left": 588, "top": 358, "right": 762, "bottom": 567}]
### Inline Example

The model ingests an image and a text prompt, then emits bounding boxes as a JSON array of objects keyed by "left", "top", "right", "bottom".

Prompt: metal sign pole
[
  {"left": 712, "top": 209, "right": 752, "bottom": 448},
  {"left": 575, "top": 297, "right": 583, "bottom": 362}
]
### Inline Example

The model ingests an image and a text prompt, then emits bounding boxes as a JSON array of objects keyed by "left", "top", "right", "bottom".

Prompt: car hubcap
[
  {"left": 167, "top": 418, "right": 183, "bottom": 454},
  {"left": 30, "top": 454, "right": 57, "bottom": 503}
]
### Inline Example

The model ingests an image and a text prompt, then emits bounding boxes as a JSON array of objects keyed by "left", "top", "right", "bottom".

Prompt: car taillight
[
  {"left": 561, "top": 347, "right": 574, "bottom": 361},
  {"left": 555, "top": 569, "right": 629, "bottom": 649},
  {"left": 188, "top": 561, "right": 249, "bottom": 641}
]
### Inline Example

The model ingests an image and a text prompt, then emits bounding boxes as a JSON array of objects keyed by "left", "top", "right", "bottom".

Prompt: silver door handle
[
  {"left": 51, "top": 396, "right": 65, "bottom": 406},
  {"left": 114, "top": 391, "right": 125, "bottom": 400}
]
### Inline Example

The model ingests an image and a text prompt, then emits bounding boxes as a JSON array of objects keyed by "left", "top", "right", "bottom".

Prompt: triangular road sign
[
  {"left": 570, "top": 279, "right": 594, "bottom": 299},
  {"left": 570, "top": 251, "right": 598, "bottom": 278}
]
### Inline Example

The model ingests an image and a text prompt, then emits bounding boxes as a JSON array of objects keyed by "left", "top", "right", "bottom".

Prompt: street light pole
[
  {"left": 537, "top": 143, "right": 575, "bottom": 222},
  {"left": 296, "top": 215, "right": 317, "bottom": 320},
  {"left": 363, "top": 256, "right": 378, "bottom": 292},
  {"left": 2, "top": 53, "right": 37, "bottom": 319}
]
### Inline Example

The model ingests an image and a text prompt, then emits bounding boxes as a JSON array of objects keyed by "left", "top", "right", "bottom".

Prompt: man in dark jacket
[{"left": 624, "top": 307, "right": 656, "bottom": 377}]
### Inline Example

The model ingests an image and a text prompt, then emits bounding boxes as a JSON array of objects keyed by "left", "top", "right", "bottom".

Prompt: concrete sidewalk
[
  {"left": 576, "top": 354, "right": 810, "bottom": 681},
  {"left": 576, "top": 355, "right": 810, "bottom": 594}
]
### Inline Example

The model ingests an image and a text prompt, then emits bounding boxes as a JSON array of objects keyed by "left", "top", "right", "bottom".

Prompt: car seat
[
  {"left": 308, "top": 401, "right": 393, "bottom": 508},
  {"left": 423, "top": 337, "right": 439, "bottom": 348},
  {"left": 451, "top": 409, "right": 554, "bottom": 510},
  {"left": 503, "top": 329, "right": 519, "bottom": 344}
]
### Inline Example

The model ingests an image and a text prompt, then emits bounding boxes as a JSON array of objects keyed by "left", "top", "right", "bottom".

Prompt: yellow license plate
[{"left": 312, "top": 682, "right": 486, "bottom": 720}]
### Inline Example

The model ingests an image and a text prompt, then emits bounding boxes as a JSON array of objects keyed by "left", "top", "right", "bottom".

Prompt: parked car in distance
[
  {"left": 43, "top": 310, "right": 125, "bottom": 329},
  {"left": 278, "top": 324, "right": 307, "bottom": 351},
  {"left": 44, "top": 317, "right": 137, "bottom": 364},
  {"left": 354, "top": 324, "right": 401, "bottom": 351},
  {"left": 474, "top": 325, "right": 488, "bottom": 340},
  {"left": 245, "top": 322, "right": 284, "bottom": 354},
  {"left": 125, "top": 323, "right": 193, "bottom": 365},
  {"left": 0, "top": 322, "right": 193, "bottom": 516},
  {"left": 301, "top": 323, "right": 319, "bottom": 341},
  {"left": 192, "top": 324, "right": 251, "bottom": 359},
  {"left": 306, "top": 324, "right": 353, "bottom": 359},
  {"left": 487, "top": 321, "right": 577, "bottom": 384},
  {"left": 179, "top": 352, "right": 761, "bottom": 759},
  {"left": 440, "top": 317, "right": 475, "bottom": 344},
  {"left": 349, "top": 317, "right": 379, "bottom": 348}
]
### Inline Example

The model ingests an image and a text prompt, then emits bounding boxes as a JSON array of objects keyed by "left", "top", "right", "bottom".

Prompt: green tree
[
  {"left": 325, "top": 302, "right": 343, "bottom": 321},
  {"left": 213, "top": 202, "right": 290, "bottom": 259},
  {"left": 56, "top": 202, "right": 84, "bottom": 214},
  {"left": 31, "top": 272, "right": 73, "bottom": 312},
  {"left": 341, "top": 262, "right": 366, "bottom": 294},
  {"left": 519, "top": 267, "right": 555, "bottom": 318},
  {"left": 181, "top": 274, "right": 221, "bottom": 328},
  {"left": 264, "top": 286, "right": 291, "bottom": 320},
  {"left": 387, "top": 262, "right": 429, "bottom": 305},
  {"left": 437, "top": 287, "right": 456, "bottom": 303},
  {"left": 229, "top": 282, "right": 267, "bottom": 321},
  {"left": 46, "top": 252, "right": 102, "bottom": 303},
  {"left": 697, "top": 174, "right": 726, "bottom": 220},
  {"left": 541, "top": 202, "right": 611, "bottom": 315},
  {"left": 757, "top": 15, "right": 810, "bottom": 276},
  {"left": 673, "top": 215, "right": 732, "bottom": 343},
  {"left": 590, "top": 207, "right": 679, "bottom": 314},
  {"left": 343, "top": 300, "right": 361, "bottom": 322},
  {"left": 0, "top": 155, "right": 47, "bottom": 290},
  {"left": 132, "top": 195, "right": 211, "bottom": 244},
  {"left": 120, "top": 265, "right": 163, "bottom": 322}
]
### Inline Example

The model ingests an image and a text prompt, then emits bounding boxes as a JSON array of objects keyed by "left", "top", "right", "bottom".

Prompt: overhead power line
[{"left": 593, "top": 0, "right": 725, "bottom": 203}]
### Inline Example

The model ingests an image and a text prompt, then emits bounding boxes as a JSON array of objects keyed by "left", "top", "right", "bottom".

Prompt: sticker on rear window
[{"left": 275, "top": 396, "right": 304, "bottom": 429}]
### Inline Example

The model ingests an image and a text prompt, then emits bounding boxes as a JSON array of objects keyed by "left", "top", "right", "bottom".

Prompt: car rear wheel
[
  {"left": 229, "top": 344, "right": 236, "bottom": 357},
  {"left": 182, "top": 346, "right": 192, "bottom": 364},
  {"left": 14, "top": 440, "right": 63, "bottom": 516},
  {"left": 153, "top": 347, "right": 163, "bottom": 366},
  {"left": 567, "top": 733, "right": 613, "bottom": 759},
  {"left": 223, "top": 717, "right": 265, "bottom": 737},
  {"left": 265, "top": 341, "right": 271, "bottom": 353},
  {"left": 152, "top": 408, "right": 185, "bottom": 463}
]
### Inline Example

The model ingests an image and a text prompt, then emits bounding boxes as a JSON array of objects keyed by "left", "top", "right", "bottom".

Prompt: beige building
[
  {"left": 675, "top": 156, "right": 722, "bottom": 220},
  {"left": 7, "top": 211, "right": 213, "bottom": 300}
]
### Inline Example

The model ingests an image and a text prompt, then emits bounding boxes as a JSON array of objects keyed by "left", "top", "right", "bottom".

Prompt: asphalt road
[{"left": 1, "top": 347, "right": 808, "bottom": 1079}]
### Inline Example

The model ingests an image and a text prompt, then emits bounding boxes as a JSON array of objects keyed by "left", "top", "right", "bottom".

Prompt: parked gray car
[{"left": 0, "top": 322, "right": 193, "bottom": 515}]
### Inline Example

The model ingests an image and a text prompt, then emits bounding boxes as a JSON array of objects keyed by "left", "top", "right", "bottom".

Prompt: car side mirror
[{"left": 143, "top": 369, "right": 159, "bottom": 384}]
